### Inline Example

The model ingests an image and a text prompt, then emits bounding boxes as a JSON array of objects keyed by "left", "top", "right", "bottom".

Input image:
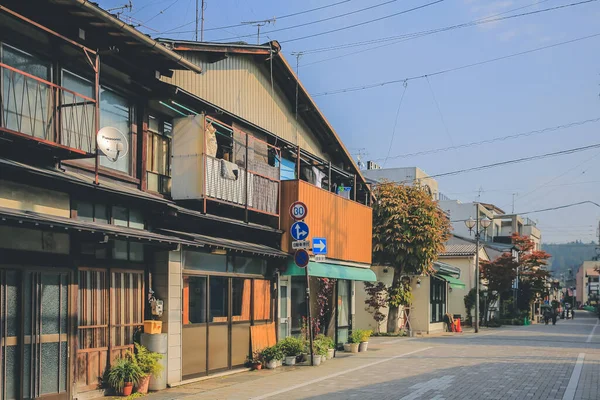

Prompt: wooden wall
[{"left": 281, "top": 180, "right": 372, "bottom": 265}]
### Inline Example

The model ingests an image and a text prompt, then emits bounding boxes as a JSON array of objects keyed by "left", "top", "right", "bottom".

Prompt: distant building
[
  {"left": 363, "top": 166, "right": 440, "bottom": 200},
  {"left": 576, "top": 261, "right": 600, "bottom": 306}
]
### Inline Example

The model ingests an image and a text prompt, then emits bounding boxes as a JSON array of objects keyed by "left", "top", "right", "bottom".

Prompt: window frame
[{"left": 146, "top": 114, "right": 173, "bottom": 194}]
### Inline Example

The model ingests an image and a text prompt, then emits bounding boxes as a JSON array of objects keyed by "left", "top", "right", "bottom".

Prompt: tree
[
  {"left": 372, "top": 182, "right": 452, "bottom": 333},
  {"left": 480, "top": 252, "right": 519, "bottom": 305},
  {"left": 363, "top": 282, "right": 388, "bottom": 333}
]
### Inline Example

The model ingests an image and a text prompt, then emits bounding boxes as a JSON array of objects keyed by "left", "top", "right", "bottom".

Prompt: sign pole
[{"left": 305, "top": 264, "right": 314, "bottom": 366}]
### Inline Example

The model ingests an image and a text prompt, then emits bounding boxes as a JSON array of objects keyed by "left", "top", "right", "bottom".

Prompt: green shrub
[
  {"left": 349, "top": 329, "right": 363, "bottom": 344},
  {"left": 313, "top": 338, "right": 329, "bottom": 356},
  {"left": 261, "top": 345, "right": 284, "bottom": 362},
  {"left": 133, "top": 343, "right": 163, "bottom": 377},
  {"left": 360, "top": 329, "right": 373, "bottom": 342},
  {"left": 279, "top": 336, "right": 305, "bottom": 357},
  {"left": 315, "top": 334, "right": 335, "bottom": 349},
  {"left": 107, "top": 356, "right": 143, "bottom": 392}
]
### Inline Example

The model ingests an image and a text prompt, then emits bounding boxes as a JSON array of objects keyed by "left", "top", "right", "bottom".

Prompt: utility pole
[
  {"left": 291, "top": 52, "right": 303, "bottom": 146},
  {"left": 241, "top": 18, "right": 276, "bottom": 45},
  {"left": 512, "top": 193, "right": 518, "bottom": 213}
]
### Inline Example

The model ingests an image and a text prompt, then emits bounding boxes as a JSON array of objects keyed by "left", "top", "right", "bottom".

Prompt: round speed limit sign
[{"left": 289, "top": 201, "right": 308, "bottom": 221}]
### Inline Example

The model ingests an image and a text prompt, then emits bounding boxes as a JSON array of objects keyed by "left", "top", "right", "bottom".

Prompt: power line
[
  {"left": 297, "top": 0, "right": 554, "bottom": 55},
  {"left": 212, "top": 0, "right": 402, "bottom": 41},
  {"left": 517, "top": 201, "right": 600, "bottom": 216},
  {"left": 143, "top": 0, "right": 181, "bottom": 24},
  {"left": 383, "top": 81, "right": 408, "bottom": 167},
  {"left": 157, "top": 0, "right": 352, "bottom": 35},
  {"left": 373, "top": 117, "right": 600, "bottom": 161},
  {"left": 300, "top": 0, "right": 591, "bottom": 67},
  {"left": 444, "top": 180, "right": 600, "bottom": 197},
  {"left": 376, "top": 143, "right": 600, "bottom": 184},
  {"left": 426, "top": 76, "right": 454, "bottom": 146},
  {"left": 280, "top": 0, "right": 445, "bottom": 44},
  {"left": 312, "top": 31, "right": 600, "bottom": 96}
]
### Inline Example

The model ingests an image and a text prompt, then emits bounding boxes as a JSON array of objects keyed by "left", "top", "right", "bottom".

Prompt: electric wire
[
  {"left": 157, "top": 0, "right": 352, "bottom": 35},
  {"left": 372, "top": 117, "right": 600, "bottom": 161},
  {"left": 302, "top": 0, "right": 597, "bottom": 69},
  {"left": 211, "top": 0, "right": 403, "bottom": 41},
  {"left": 383, "top": 81, "right": 408, "bottom": 167},
  {"left": 374, "top": 143, "right": 600, "bottom": 184},
  {"left": 426, "top": 76, "right": 454, "bottom": 146},
  {"left": 312, "top": 31, "right": 600, "bottom": 96},
  {"left": 280, "top": 0, "right": 445, "bottom": 44}
]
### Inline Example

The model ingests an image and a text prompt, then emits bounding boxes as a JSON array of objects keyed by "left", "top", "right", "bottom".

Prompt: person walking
[
  {"left": 571, "top": 308, "right": 575, "bottom": 320},
  {"left": 543, "top": 307, "right": 551, "bottom": 325},
  {"left": 552, "top": 308, "right": 558, "bottom": 325}
]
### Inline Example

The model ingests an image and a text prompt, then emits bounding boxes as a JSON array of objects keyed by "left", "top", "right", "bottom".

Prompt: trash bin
[{"left": 141, "top": 333, "right": 168, "bottom": 391}]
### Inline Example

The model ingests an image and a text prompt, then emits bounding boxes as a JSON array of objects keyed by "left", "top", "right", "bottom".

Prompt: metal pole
[
  {"left": 94, "top": 54, "right": 100, "bottom": 185},
  {"left": 200, "top": 0, "right": 205, "bottom": 41},
  {"left": 305, "top": 265, "right": 314, "bottom": 366},
  {"left": 475, "top": 212, "right": 480, "bottom": 333},
  {"left": 195, "top": 0, "right": 199, "bottom": 41}
]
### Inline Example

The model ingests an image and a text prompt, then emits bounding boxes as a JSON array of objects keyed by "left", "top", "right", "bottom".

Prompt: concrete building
[
  {"left": 576, "top": 261, "right": 600, "bottom": 306},
  {"left": 363, "top": 166, "right": 440, "bottom": 200}
]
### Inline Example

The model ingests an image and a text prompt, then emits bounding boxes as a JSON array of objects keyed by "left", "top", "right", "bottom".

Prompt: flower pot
[
  {"left": 122, "top": 382, "right": 133, "bottom": 396},
  {"left": 359, "top": 342, "right": 369, "bottom": 352},
  {"left": 252, "top": 363, "right": 262, "bottom": 370},
  {"left": 345, "top": 343, "right": 359, "bottom": 353},
  {"left": 320, "top": 354, "right": 326, "bottom": 363},
  {"left": 311, "top": 354, "right": 322, "bottom": 366},
  {"left": 266, "top": 360, "right": 278, "bottom": 369},
  {"left": 327, "top": 348, "right": 335, "bottom": 359},
  {"left": 285, "top": 356, "right": 296, "bottom": 366},
  {"left": 136, "top": 375, "right": 151, "bottom": 394}
]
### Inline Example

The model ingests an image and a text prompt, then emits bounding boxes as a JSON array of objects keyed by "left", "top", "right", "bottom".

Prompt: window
[
  {"left": 430, "top": 277, "right": 447, "bottom": 323},
  {"left": 100, "top": 87, "right": 132, "bottom": 173},
  {"left": 253, "top": 280, "right": 271, "bottom": 321},
  {"left": 1, "top": 44, "right": 52, "bottom": 139},
  {"left": 209, "top": 276, "right": 228, "bottom": 322},
  {"left": 75, "top": 202, "right": 144, "bottom": 229},
  {"left": 291, "top": 277, "right": 307, "bottom": 331},
  {"left": 112, "top": 240, "right": 145, "bottom": 262},
  {"left": 337, "top": 280, "right": 350, "bottom": 327},
  {"left": 184, "top": 276, "right": 207, "bottom": 324},
  {"left": 183, "top": 251, "right": 227, "bottom": 273},
  {"left": 61, "top": 70, "right": 95, "bottom": 152},
  {"left": 147, "top": 115, "right": 172, "bottom": 194},
  {"left": 231, "top": 278, "right": 251, "bottom": 322},
  {"left": 233, "top": 257, "right": 267, "bottom": 275}
]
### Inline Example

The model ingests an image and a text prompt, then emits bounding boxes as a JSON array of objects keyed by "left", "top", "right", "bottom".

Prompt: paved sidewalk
[{"left": 134, "top": 314, "right": 600, "bottom": 400}]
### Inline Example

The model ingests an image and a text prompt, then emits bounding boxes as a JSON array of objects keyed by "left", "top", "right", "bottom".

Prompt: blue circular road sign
[{"left": 294, "top": 249, "right": 310, "bottom": 268}]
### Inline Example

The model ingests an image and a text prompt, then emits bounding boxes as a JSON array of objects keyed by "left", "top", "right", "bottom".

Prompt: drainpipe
[{"left": 73, "top": 0, "right": 203, "bottom": 74}]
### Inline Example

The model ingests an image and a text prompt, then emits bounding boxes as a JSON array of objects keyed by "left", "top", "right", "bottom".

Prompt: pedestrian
[
  {"left": 543, "top": 308, "right": 551, "bottom": 325},
  {"left": 571, "top": 308, "right": 575, "bottom": 320},
  {"left": 552, "top": 308, "right": 558, "bottom": 325}
]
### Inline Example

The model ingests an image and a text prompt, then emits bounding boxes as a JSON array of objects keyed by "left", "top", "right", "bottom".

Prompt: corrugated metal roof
[
  {"left": 440, "top": 244, "right": 478, "bottom": 256},
  {"left": 0, "top": 206, "right": 198, "bottom": 247},
  {"left": 159, "top": 229, "right": 289, "bottom": 258}
]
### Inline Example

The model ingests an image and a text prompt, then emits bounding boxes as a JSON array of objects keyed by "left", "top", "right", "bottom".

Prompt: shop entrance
[{"left": 0, "top": 269, "right": 70, "bottom": 400}]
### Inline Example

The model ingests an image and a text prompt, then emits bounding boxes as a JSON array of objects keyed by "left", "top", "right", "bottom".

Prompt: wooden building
[{"left": 0, "top": 1, "right": 374, "bottom": 397}]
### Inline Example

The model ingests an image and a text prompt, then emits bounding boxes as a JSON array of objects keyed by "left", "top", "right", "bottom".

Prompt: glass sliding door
[
  {"left": 337, "top": 280, "right": 351, "bottom": 347},
  {"left": 278, "top": 281, "right": 290, "bottom": 340}
]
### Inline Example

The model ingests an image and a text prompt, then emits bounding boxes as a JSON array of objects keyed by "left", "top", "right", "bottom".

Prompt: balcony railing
[{"left": 0, "top": 62, "right": 96, "bottom": 157}]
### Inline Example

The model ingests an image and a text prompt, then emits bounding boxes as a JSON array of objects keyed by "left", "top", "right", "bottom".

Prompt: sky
[{"left": 98, "top": 0, "right": 600, "bottom": 244}]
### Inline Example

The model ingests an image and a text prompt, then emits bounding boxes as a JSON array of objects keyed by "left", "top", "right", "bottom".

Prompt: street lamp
[{"left": 465, "top": 212, "right": 491, "bottom": 333}]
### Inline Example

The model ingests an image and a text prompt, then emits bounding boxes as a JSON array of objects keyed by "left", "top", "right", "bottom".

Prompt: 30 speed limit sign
[{"left": 289, "top": 201, "right": 308, "bottom": 221}]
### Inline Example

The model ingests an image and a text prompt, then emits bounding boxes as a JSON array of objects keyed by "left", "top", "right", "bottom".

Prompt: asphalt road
[{"left": 147, "top": 312, "right": 600, "bottom": 400}]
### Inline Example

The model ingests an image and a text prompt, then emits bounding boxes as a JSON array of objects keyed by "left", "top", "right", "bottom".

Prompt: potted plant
[
  {"left": 261, "top": 345, "right": 284, "bottom": 369},
  {"left": 279, "top": 337, "right": 304, "bottom": 366},
  {"left": 107, "top": 356, "right": 143, "bottom": 396},
  {"left": 315, "top": 334, "right": 335, "bottom": 359},
  {"left": 359, "top": 329, "right": 373, "bottom": 352},
  {"left": 313, "top": 338, "right": 328, "bottom": 365},
  {"left": 344, "top": 330, "right": 362, "bottom": 353},
  {"left": 133, "top": 343, "right": 163, "bottom": 394},
  {"left": 246, "top": 351, "right": 263, "bottom": 370}
]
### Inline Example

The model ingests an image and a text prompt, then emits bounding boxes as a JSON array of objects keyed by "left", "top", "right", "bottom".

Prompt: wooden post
[
  {"left": 94, "top": 54, "right": 100, "bottom": 185},
  {"left": 296, "top": 145, "right": 301, "bottom": 180}
]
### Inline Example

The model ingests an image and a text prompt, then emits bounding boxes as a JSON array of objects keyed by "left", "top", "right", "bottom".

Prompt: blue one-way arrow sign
[
  {"left": 291, "top": 221, "right": 310, "bottom": 241},
  {"left": 312, "top": 238, "right": 327, "bottom": 255}
]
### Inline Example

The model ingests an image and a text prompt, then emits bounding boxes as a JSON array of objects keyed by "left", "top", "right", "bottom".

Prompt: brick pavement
[{"left": 139, "top": 312, "right": 600, "bottom": 400}]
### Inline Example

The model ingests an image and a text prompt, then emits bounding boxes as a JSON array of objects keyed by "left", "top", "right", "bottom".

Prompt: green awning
[
  {"left": 438, "top": 274, "right": 466, "bottom": 289},
  {"left": 284, "top": 260, "right": 377, "bottom": 282}
]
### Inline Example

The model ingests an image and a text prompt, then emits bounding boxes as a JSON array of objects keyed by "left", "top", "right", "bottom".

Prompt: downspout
[{"left": 73, "top": 0, "right": 203, "bottom": 74}]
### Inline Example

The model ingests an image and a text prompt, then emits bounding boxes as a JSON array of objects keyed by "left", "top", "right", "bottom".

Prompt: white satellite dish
[{"left": 96, "top": 127, "right": 129, "bottom": 162}]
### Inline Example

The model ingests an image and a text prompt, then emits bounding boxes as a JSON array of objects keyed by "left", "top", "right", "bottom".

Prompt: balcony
[
  {"left": 281, "top": 179, "right": 372, "bottom": 264},
  {"left": 172, "top": 114, "right": 280, "bottom": 217},
  {"left": 0, "top": 62, "right": 97, "bottom": 159}
]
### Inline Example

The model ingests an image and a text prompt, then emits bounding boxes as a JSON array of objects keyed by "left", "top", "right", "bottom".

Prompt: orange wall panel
[{"left": 281, "top": 180, "right": 372, "bottom": 264}]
